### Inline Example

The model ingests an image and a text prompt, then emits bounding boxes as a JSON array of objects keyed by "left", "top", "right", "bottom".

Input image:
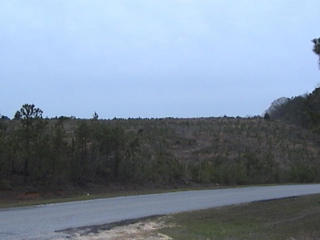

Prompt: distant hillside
[
  {"left": 119, "top": 117, "right": 320, "bottom": 184},
  {"left": 268, "top": 87, "right": 320, "bottom": 130},
  {"left": 1, "top": 115, "right": 320, "bottom": 191}
]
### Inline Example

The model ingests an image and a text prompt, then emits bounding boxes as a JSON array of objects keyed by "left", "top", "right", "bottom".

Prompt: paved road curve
[{"left": 1, "top": 184, "right": 320, "bottom": 240}]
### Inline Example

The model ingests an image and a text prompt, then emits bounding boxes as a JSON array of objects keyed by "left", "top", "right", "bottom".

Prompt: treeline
[
  {"left": 1, "top": 104, "right": 320, "bottom": 190},
  {"left": 269, "top": 87, "right": 320, "bottom": 130},
  {"left": 0, "top": 104, "right": 184, "bottom": 189}
]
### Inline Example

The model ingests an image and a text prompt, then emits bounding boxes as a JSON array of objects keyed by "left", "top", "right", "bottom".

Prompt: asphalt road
[{"left": 1, "top": 184, "right": 320, "bottom": 240}]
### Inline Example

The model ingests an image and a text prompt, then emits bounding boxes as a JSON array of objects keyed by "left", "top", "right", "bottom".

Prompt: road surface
[{"left": 1, "top": 184, "right": 320, "bottom": 240}]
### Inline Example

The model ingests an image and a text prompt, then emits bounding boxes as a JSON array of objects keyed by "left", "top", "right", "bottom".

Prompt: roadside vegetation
[
  {"left": 159, "top": 194, "right": 320, "bottom": 240},
  {"left": 0, "top": 184, "right": 231, "bottom": 208},
  {"left": 1, "top": 108, "right": 320, "bottom": 194}
]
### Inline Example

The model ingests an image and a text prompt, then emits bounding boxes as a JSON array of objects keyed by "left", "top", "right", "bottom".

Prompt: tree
[
  {"left": 49, "top": 119, "right": 67, "bottom": 181},
  {"left": 92, "top": 112, "right": 99, "bottom": 120},
  {"left": 15, "top": 104, "right": 44, "bottom": 180},
  {"left": 18, "top": 104, "right": 43, "bottom": 122},
  {"left": 0, "top": 121, "right": 9, "bottom": 181},
  {"left": 312, "top": 38, "right": 320, "bottom": 67},
  {"left": 0, "top": 115, "right": 10, "bottom": 120},
  {"left": 264, "top": 113, "right": 270, "bottom": 121},
  {"left": 14, "top": 111, "right": 21, "bottom": 120},
  {"left": 72, "top": 121, "right": 91, "bottom": 183}
]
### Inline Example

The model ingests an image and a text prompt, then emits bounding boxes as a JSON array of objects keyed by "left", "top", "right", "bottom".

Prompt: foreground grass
[{"left": 160, "top": 194, "right": 320, "bottom": 240}]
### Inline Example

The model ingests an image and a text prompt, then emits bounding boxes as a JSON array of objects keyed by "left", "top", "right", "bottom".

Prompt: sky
[{"left": 0, "top": 0, "right": 319, "bottom": 119}]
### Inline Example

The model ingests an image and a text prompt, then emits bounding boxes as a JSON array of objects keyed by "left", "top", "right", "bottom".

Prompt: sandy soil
[{"left": 58, "top": 217, "right": 173, "bottom": 240}]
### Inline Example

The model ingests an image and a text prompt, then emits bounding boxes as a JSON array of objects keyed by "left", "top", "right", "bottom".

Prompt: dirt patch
[
  {"left": 58, "top": 216, "right": 173, "bottom": 240},
  {"left": 18, "top": 191, "right": 41, "bottom": 200}
]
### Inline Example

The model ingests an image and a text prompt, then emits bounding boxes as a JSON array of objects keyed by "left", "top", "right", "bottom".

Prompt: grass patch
[{"left": 160, "top": 194, "right": 320, "bottom": 240}]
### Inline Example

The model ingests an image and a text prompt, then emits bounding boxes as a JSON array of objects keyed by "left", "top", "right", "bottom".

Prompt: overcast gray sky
[{"left": 1, "top": 0, "right": 319, "bottom": 119}]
